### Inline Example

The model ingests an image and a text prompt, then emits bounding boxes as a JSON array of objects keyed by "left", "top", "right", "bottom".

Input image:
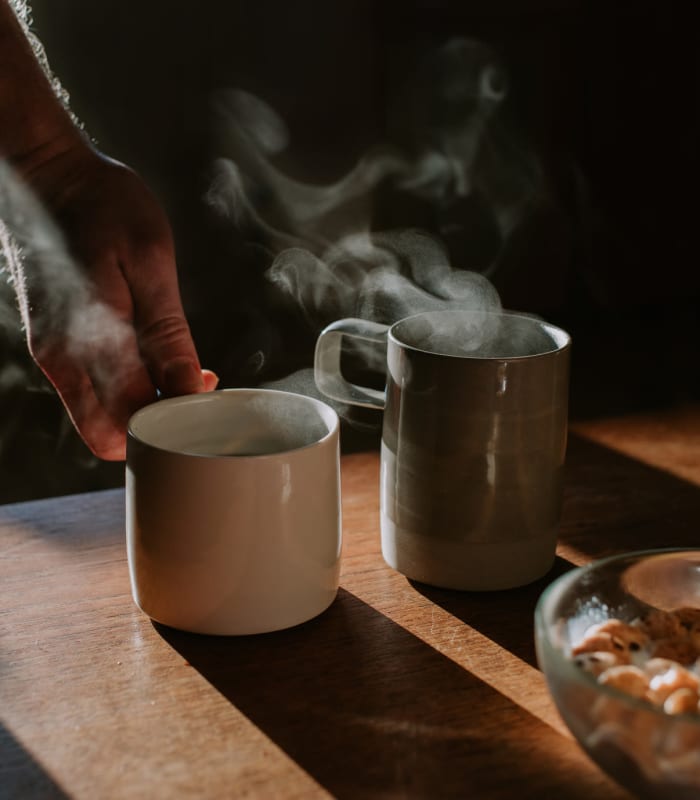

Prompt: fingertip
[
  {"left": 93, "top": 440, "right": 128, "bottom": 462},
  {"left": 73, "top": 413, "right": 128, "bottom": 461},
  {"left": 161, "top": 359, "right": 205, "bottom": 396}
]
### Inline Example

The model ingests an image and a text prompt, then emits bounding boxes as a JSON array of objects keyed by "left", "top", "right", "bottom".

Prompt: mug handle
[{"left": 314, "top": 318, "right": 389, "bottom": 410}]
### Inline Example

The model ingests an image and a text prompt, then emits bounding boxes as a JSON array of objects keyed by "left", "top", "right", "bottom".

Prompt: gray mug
[{"left": 314, "top": 309, "right": 571, "bottom": 590}]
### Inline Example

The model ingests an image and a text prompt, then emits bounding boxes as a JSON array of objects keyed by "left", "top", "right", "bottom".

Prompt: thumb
[
  {"left": 152, "top": 355, "right": 219, "bottom": 397},
  {"left": 160, "top": 353, "right": 205, "bottom": 396},
  {"left": 124, "top": 217, "right": 212, "bottom": 397},
  {"left": 125, "top": 234, "right": 206, "bottom": 396},
  {"left": 139, "top": 315, "right": 205, "bottom": 397}
]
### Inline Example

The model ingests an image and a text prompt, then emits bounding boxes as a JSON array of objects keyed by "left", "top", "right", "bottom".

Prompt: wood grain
[{"left": 4, "top": 406, "right": 699, "bottom": 798}]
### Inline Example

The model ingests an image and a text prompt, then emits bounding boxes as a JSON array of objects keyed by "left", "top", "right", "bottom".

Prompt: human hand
[{"left": 9, "top": 141, "right": 217, "bottom": 460}]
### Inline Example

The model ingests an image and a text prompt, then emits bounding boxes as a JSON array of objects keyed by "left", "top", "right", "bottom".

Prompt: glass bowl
[{"left": 535, "top": 549, "right": 700, "bottom": 799}]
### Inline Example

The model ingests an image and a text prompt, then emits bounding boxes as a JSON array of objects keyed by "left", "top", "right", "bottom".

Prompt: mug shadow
[
  {"left": 156, "top": 588, "right": 624, "bottom": 800},
  {"left": 412, "top": 431, "right": 700, "bottom": 669},
  {"left": 0, "top": 721, "right": 69, "bottom": 799},
  {"left": 409, "top": 556, "right": 575, "bottom": 670},
  {"left": 152, "top": 430, "right": 697, "bottom": 798},
  {"left": 561, "top": 432, "right": 700, "bottom": 558}
]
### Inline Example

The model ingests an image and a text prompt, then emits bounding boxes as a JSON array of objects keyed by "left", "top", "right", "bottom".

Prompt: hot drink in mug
[{"left": 315, "top": 309, "right": 570, "bottom": 591}]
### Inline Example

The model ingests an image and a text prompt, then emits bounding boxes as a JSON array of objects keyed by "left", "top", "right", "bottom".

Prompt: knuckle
[{"left": 138, "top": 314, "right": 191, "bottom": 347}]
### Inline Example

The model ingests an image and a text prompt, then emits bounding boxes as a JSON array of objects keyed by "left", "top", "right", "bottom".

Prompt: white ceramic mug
[
  {"left": 125, "top": 388, "right": 341, "bottom": 635},
  {"left": 315, "top": 309, "right": 570, "bottom": 591}
]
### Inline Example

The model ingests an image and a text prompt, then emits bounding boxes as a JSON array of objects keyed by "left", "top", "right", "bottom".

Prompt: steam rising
[
  {"left": 267, "top": 230, "right": 501, "bottom": 325},
  {"left": 0, "top": 31, "right": 548, "bottom": 464},
  {"left": 395, "top": 309, "right": 561, "bottom": 359},
  {"left": 0, "top": 160, "right": 140, "bottom": 412},
  {"left": 206, "top": 37, "right": 544, "bottom": 356}
]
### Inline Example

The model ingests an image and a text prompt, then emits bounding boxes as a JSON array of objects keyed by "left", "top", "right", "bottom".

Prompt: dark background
[{"left": 0, "top": 0, "right": 698, "bottom": 502}]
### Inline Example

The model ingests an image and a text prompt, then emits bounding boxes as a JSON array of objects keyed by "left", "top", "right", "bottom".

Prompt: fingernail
[{"left": 202, "top": 369, "right": 219, "bottom": 391}]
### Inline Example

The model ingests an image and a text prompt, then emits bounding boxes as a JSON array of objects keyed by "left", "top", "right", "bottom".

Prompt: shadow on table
[
  {"left": 410, "top": 556, "right": 575, "bottom": 670},
  {"left": 561, "top": 432, "right": 700, "bottom": 558},
  {"left": 0, "top": 721, "right": 68, "bottom": 800},
  {"left": 0, "top": 488, "right": 125, "bottom": 549},
  {"left": 157, "top": 588, "right": 626, "bottom": 800},
  {"left": 156, "top": 430, "right": 694, "bottom": 798},
  {"left": 412, "top": 431, "right": 700, "bottom": 671}
]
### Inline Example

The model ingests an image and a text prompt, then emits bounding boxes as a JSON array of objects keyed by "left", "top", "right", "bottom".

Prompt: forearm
[{"left": 0, "top": 0, "right": 86, "bottom": 178}]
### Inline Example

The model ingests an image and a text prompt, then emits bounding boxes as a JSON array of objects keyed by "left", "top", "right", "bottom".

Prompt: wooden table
[{"left": 3, "top": 404, "right": 700, "bottom": 799}]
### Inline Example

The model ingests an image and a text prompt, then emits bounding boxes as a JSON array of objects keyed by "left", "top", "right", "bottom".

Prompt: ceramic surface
[
  {"left": 315, "top": 309, "right": 570, "bottom": 590},
  {"left": 126, "top": 389, "right": 341, "bottom": 634}
]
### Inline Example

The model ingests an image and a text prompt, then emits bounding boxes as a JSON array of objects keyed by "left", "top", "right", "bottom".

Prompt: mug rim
[
  {"left": 388, "top": 308, "right": 571, "bottom": 360},
  {"left": 127, "top": 387, "right": 340, "bottom": 459}
]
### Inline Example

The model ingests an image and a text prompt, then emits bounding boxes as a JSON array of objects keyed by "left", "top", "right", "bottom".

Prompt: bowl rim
[{"left": 535, "top": 547, "right": 700, "bottom": 726}]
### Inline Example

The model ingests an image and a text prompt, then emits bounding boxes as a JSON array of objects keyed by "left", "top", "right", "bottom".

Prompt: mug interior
[
  {"left": 391, "top": 309, "right": 569, "bottom": 359},
  {"left": 128, "top": 389, "right": 338, "bottom": 457}
]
